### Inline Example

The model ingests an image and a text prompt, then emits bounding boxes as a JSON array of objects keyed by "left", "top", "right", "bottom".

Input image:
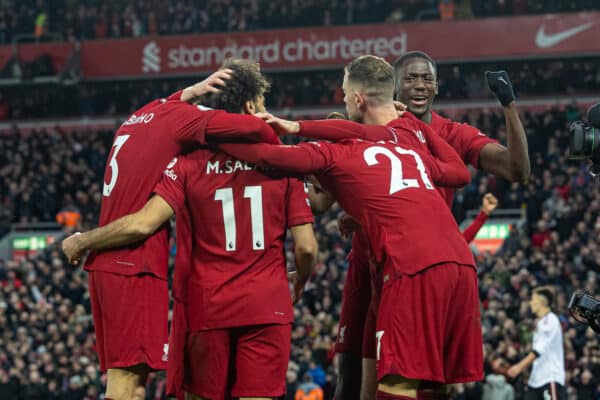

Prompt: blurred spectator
[
  {"left": 307, "top": 361, "right": 326, "bottom": 388},
  {"left": 34, "top": 11, "right": 47, "bottom": 41},
  {"left": 0, "top": 0, "right": 598, "bottom": 44},
  {"left": 439, "top": 0, "right": 456, "bottom": 20},
  {"left": 0, "top": 128, "right": 110, "bottom": 233},
  {"left": 482, "top": 374, "right": 514, "bottom": 400},
  {"left": 295, "top": 373, "right": 324, "bottom": 400},
  {"left": 55, "top": 205, "right": 82, "bottom": 231}
]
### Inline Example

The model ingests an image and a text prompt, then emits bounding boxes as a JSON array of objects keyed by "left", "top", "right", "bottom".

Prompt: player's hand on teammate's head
[
  {"left": 485, "top": 70, "right": 515, "bottom": 107},
  {"left": 337, "top": 213, "right": 361, "bottom": 239},
  {"left": 393, "top": 100, "right": 407, "bottom": 117},
  {"left": 182, "top": 68, "right": 234, "bottom": 103},
  {"left": 481, "top": 193, "right": 499, "bottom": 215},
  {"left": 61, "top": 233, "right": 85, "bottom": 265},
  {"left": 254, "top": 112, "right": 300, "bottom": 135}
]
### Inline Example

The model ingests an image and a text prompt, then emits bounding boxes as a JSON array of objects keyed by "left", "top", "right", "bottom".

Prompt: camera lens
[{"left": 569, "top": 121, "right": 600, "bottom": 159}]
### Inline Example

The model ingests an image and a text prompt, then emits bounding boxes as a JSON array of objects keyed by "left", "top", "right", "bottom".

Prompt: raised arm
[
  {"left": 218, "top": 142, "right": 330, "bottom": 174},
  {"left": 61, "top": 195, "right": 174, "bottom": 264},
  {"left": 480, "top": 71, "right": 530, "bottom": 182},
  {"left": 479, "top": 104, "right": 530, "bottom": 182},
  {"left": 462, "top": 193, "right": 497, "bottom": 243},
  {"left": 168, "top": 69, "right": 234, "bottom": 102},
  {"left": 462, "top": 212, "right": 488, "bottom": 244}
]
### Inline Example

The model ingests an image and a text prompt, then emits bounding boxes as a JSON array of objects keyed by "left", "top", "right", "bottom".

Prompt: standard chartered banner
[
  {"left": 79, "top": 11, "right": 600, "bottom": 78},
  {"left": 2, "top": 12, "right": 598, "bottom": 79},
  {"left": 81, "top": 26, "right": 408, "bottom": 78}
]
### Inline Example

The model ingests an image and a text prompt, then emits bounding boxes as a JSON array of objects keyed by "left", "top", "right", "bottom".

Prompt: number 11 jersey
[{"left": 154, "top": 149, "right": 313, "bottom": 331}]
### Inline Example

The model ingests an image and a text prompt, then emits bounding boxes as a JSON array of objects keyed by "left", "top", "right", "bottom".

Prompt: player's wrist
[
  {"left": 180, "top": 86, "right": 194, "bottom": 103},
  {"left": 289, "top": 121, "right": 301, "bottom": 134}
]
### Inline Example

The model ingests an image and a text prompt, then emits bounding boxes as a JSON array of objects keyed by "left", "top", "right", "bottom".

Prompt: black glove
[{"left": 486, "top": 70, "right": 515, "bottom": 106}]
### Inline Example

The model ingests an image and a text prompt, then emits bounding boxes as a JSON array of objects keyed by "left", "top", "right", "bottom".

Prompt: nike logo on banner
[{"left": 535, "top": 23, "right": 593, "bottom": 48}]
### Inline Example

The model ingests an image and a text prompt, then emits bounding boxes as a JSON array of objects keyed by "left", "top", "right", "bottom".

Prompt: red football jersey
[
  {"left": 84, "top": 94, "right": 278, "bottom": 279},
  {"left": 219, "top": 116, "right": 476, "bottom": 277},
  {"left": 430, "top": 111, "right": 497, "bottom": 206},
  {"left": 154, "top": 149, "right": 313, "bottom": 331},
  {"left": 172, "top": 205, "right": 192, "bottom": 303}
]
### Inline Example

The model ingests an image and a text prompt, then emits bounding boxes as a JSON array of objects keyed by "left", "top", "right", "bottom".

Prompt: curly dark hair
[{"left": 200, "top": 59, "right": 270, "bottom": 113}]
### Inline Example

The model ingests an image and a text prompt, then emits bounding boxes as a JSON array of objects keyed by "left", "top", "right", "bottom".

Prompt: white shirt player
[{"left": 528, "top": 312, "right": 565, "bottom": 388}]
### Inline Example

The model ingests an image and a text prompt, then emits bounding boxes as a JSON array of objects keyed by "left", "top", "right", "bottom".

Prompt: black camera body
[
  {"left": 569, "top": 103, "right": 600, "bottom": 176},
  {"left": 568, "top": 292, "right": 600, "bottom": 333}
]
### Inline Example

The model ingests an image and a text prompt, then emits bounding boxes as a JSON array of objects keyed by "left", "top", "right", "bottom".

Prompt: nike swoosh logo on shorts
[{"left": 535, "top": 23, "right": 593, "bottom": 48}]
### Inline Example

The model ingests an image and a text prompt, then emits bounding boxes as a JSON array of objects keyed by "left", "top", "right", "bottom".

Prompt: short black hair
[
  {"left": 534, "top": 286, "right": 554, "bottom": 308},
  {"left": 393, "top": 51, "right": 437, "bottom": 75},
  {"left": 201, "top": 58, "right": 270, "bottom": 113}
]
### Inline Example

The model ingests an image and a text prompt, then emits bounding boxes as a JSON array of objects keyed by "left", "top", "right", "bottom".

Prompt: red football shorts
[
  {"left": 335, "top": 231, "right": 372, "bottom": 357},
  {"left": 88, "top": 271, "right": 169, "bottom": 372},
  {"left": 184, "top": 324, "right": 292, "bottom": 399},
  {"left": 166, "top": 299, "right": 186, "bottom": 400},
  {"left": 376, "top": 263, "right": 483, "bottom": 384}
]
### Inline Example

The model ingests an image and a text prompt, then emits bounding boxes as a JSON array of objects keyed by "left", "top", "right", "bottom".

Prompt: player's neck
[
  {"left": 536, "top": 308, "right": 551, "bottom": 319},
  {"left": 420, "top": 110, "right": 433, "bottom": 124},
  {"left": 363, "top": 104, "right": 398, "bottom": 126}
]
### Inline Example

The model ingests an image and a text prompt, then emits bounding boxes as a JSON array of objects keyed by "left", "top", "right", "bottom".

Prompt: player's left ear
[
  {"left": 355, "top": 91, "right": 367, "bottom": 111},
  {"left": 434, "top": 79, "right": 439, "bottom": 96}
]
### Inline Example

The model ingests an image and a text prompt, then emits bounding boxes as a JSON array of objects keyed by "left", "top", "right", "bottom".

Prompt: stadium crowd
[
  {"left": 1, "top": 102, "right": 599, "bottom": 398},
  {"left": 0, "top": 0, "right": 598, "bottom": 44},
  {"left": 2, "top": 57, "right": 599, "bottom": 120}
]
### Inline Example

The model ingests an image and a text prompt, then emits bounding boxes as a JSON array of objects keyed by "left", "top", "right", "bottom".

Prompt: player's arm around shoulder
[{"left": 61, "top": 195, "right": 175, "bottom": 264}]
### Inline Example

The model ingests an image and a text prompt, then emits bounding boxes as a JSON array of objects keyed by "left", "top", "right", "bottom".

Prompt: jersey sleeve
[
  {"left": 416, "top": 121, "right": 471, "bottom": 188},
  {"left": 218, "top": 141, "right": 333, "bottom": 174},
  {"left": 205, "top": 110, "right": 279, "bottom": 144},
  {"left": 299, "top": 119, "right": 394, "bottom": 142},
  {"left": 446, "top": 123, "right": 498, "bottom": 169},
  {"left": 153, "top": 157, "right": 186, "bottom": 215},
  {"left": 462, "top": 211, "right": 488, "bottom": 243},
  {"left": 286, "top": 179, "right": 314, "bottom": 227},
  {"left": 166, "top": 90, "right": 184, "bottom": 101},
  {"left": 166, "top": 104, "right": 279, "bottom": 146}
]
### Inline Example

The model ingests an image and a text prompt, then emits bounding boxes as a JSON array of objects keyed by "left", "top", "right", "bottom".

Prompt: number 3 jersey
[
  {"left": 153, "top": 149, "right": 313, "bottom": 330},
  {"left": 84, "top": 93, "right": 279, "bottom": 279}
]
